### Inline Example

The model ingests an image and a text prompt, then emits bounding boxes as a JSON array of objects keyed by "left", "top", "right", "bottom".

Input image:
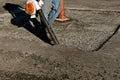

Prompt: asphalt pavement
[{"left": 0, "top": 0, "right": 120, "bottom": 80}]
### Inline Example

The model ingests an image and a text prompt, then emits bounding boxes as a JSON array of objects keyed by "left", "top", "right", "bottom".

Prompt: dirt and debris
[{"left": 0, "top": 0, "right": 120, "bottom": 80}]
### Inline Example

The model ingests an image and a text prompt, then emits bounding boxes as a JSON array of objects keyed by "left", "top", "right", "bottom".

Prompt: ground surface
[{"left": 0, "top": 0, "right": 120, "bottom": 80}]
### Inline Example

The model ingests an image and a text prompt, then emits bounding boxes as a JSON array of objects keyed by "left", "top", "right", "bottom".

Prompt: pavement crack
[{"left": 94, "top": 25, "right": 120, "bottom": 51}]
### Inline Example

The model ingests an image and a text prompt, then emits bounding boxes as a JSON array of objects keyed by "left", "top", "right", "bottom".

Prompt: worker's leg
[
  {"left": 42, "top": 0, "right": 61, "bottom": 24},
  {"left": 48, "top": 0, "right": 61, "bottom": 24},
  {"left": 42, "top": 0, "right": 52, "bottom": 20}
]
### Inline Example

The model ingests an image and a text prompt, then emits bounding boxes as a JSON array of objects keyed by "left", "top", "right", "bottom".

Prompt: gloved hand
[{"left": 36, "top": 0, "right": 44, "bottom": 9}]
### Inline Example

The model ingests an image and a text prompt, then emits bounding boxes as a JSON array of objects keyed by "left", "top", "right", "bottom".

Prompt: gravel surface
[{"left": 0, "top": 0, "right": 120, "bottom": 80}]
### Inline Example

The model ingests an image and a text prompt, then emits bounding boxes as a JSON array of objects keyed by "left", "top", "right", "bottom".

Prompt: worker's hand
[
  {"left": 36, "top": 0, "right": 44, "bottom": 9},
  {"left": 36, "top": 0, "right": 40, "bottom": 1}
]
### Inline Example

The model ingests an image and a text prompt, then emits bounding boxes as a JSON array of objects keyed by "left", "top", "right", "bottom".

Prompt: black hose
[{"left": 38, "top": 9, "right": 59, "bottom": 45}]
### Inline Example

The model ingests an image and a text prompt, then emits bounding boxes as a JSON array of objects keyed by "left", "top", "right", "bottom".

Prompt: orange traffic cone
[{"left": 56, "top": 0, "right": 69, "bottom": 21}]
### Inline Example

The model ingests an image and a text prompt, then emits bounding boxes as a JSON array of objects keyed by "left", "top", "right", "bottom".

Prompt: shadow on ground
[{"left": 3, "top": 3, "right": 52, "bottom": 45}]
